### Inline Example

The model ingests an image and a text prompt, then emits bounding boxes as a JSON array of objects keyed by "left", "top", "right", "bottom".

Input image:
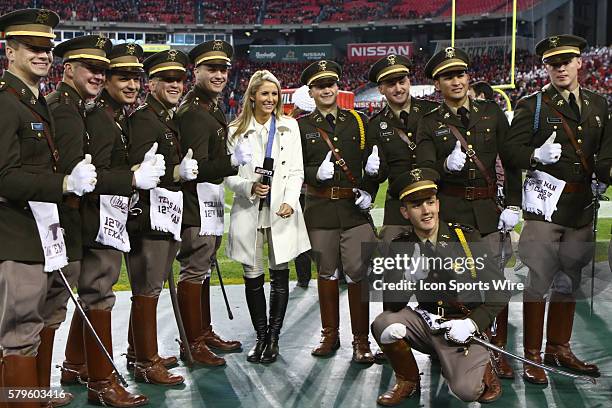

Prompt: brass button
[
  {"left": 334, "top": 148, "right": 339, "bottom": 153},
  {"left": 333, "top": 137, "right": 338, "bottom": 141},
  {"left": 466, "top": 131, "right": 471, "bottom": 136},
  {"left": 486, "top": 128, "right": 490, "bottom": 132},
  {"left": 311, "top": 140, "right": 315, "bottom": 143},
  {"left": 386, "top": 138, "right": 390, "bottom": 142},
  {"left": 37, "top": 133, "right": 42, "bottom": 138},
  {"left": 554, "top": 125, "right": 558, "bottom": 130},
  {"left": 443, "top": 137, "right": 447, "bottom": 141},
  {"left": 577, "top": 139, "right": 583, "bottom": 144},
  {"left": 437, "top": 300, "right": 443, "bottom": 306},
  {"left": 577, "top": 126, "right": 582, "bottom": 131},
  {"left": 408, "top": 132, "right": 412, "bottom": 136},
  {"left": 412, "top": 155, "right": 416, "bottom": 158},
  {"left": 468, "top": 144, "right": 473, "bottom": 148},
  {"left": 170, "top": 142, "right": 174, "bottom": 146}
]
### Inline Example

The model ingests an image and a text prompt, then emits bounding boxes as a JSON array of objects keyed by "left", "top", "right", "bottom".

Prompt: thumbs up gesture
[
  {"left": 65, "top": 154, "right": 97, "bottom": 196},
  {"left": 316, "top": 150, "right": 335, "bottom": 181},
  {"left": 533, "top": 131, "right": 562, "bottom": 165},
  {"left": 445, "top": 141, "right": 467, "bottom": 172},
  {"left": 134, "top": 142, "right": 166, "bottom": 189},
  {"left": 177, "top": 148, "right": 198, "bottom": 181},
  {"left": 365, "top": 145, "right": 380, "bottom": 176}
]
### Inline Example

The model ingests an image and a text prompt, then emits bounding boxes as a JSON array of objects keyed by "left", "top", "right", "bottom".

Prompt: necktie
[
  {"left": 400, "top": 110, "right": 409, "bottom": 129},
  {"left": 568, "top": 92, "right": 580, "bottom": 119},
  {"left": 457, "top": 106, "right": 470, "bottom": 129},
  {"left": 325, "top": 113, "right": 335, "bottom": 129},
  {"left": 421, "top": 240, "right": 436, "bottom": 258}
]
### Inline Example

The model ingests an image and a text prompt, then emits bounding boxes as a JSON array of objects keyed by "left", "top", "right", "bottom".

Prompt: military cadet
[
  {"left": 0, "top": 8, "right": 97, "bottom": 407},
  {"left": 298, "top": 60, "right": 379, "bottom": 363},
  {"left": 367, "top": 54, "right": 437, "bottom": 243},
  {"left": 415, "top": 47, "right": 522, "bottom": 378},
  {"left": 174, "top": 40, "right": 249, "bottom": 366},
  {"left": 61, "top": 42, "right": 162, "bottom": 407},
  {"left": 504, "top": 35, "right": 607, "bottom": 384},
  {"left": 125, "top": 49, "right": 196, "bottom": 386},
  {"left": 371, "top": 168, "right": 508, "bottom": 406}
]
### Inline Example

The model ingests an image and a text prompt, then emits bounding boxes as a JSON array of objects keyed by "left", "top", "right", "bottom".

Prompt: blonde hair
[{"left": 230, "top": 70, "right": 285, "bottom": 139}]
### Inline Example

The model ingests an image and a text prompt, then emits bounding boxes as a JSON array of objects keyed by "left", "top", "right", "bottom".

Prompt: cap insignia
[{"left": 445, "top": 47, "right": 455, "bottom": 59}]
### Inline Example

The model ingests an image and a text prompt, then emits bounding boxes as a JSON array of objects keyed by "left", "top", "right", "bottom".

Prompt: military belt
[
  {"left": 307, "top": 185, "right": 355, "bottom": 200},
  {"left": 440, "top": 185, "right": 496, "bottom": 201}
]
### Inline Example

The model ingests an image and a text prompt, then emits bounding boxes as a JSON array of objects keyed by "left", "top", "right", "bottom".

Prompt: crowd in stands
[
  {"left": 1, "top": 44, "right": 609, "bottom": 113},
  {"left": 0, "top": 0, "right": 539, "bottom": 24}
]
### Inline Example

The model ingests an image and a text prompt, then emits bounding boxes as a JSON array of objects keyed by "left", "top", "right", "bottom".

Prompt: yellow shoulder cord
[
  {"left": 349, "top": 109, "right": 365, "bottom": 150},
  {"left": 454, "top": 228, "right": 477, "bottom": 279}
]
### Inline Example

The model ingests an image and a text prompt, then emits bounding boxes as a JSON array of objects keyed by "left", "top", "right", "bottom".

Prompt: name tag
[
  {"left": 164, "top": 131, "right": 174, "bottom": 140},
  {"left": 435, "top": 128, "right": 450, "bottom": 136},
  {"left": 380, "top": 130, "right": 393, "bottom": 137},
  {"left": 31, "top": 122, "right": 44, "bottom": 131},
  {"left": 305, "top": 132, "right": 320, "bottom": 140},
  {"left": 546, "top": 117, "right": 562, "bottom": 124}
]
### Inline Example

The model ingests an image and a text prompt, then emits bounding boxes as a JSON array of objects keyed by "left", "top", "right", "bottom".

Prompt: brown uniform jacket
[
  {"left": 298, "top": 108, "right": 377, "bottom": 230},
  {"left": 81, "top": 89, "right": 134, "bottom": 248},
  {"left": 47, "top": 82, "right": 87, "bottom": 260},
  {"left": 416, "top": 98, "right": 521, "bottom": 235},
  {"left": 0, "top": 71, "right": 65, "bottom": 263},
  {"left": 504, "top": 84, "right": 608, "bottom": 228},
  {"left": 176, "top": 85, "right": 236, "bottom": 227},
  {"left": 383, "top": 221, "right": 509, "bottom": 331},
  {"left": 127, "top": 94, "right": 182, "bottom": 238},
  {"left": 368, "top": 98, "right": 438, "bottom": 225}
]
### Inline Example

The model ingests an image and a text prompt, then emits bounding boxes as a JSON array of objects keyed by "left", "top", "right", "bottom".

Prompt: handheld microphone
[{"left": 255, "top": 157, "right": 274, "bottom": 210}]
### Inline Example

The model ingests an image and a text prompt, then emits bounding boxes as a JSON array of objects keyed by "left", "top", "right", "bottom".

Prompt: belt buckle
[
  {"left": 466, "top": 148, "right": 476, "bottom": 158},
  {"left": 465, "top": 186, "right": 475, "bottom": 200},
  {"left": 330, "top": 186, "right": 340, "bottom": 200},
  {"left": 335, "top": 158, "right": 346, "bottom": 167}
]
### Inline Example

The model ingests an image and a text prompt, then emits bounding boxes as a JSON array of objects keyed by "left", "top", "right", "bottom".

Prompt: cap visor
[
  {"left": 12, "top": 36, "right": 53, "bottom": 51},
  {"left": 401, "top": 188, "right": 437, "bottom": 202},
  {"left": 543, "top": 54, "right": 576, "bottom": 65}
]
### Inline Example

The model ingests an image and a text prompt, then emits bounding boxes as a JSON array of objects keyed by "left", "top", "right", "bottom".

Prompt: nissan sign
[{"left": 347, "top": 42, "right": 413, "bottom": 61}]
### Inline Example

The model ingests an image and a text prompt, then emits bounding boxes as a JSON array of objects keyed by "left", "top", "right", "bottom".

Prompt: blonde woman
[{"left": 226, "top": 70, "right": 310, "bottom": 364}]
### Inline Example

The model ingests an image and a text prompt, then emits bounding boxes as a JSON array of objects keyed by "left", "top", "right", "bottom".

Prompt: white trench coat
[{"left": 225, "top": 115, "right": 311, "bottom": 266}]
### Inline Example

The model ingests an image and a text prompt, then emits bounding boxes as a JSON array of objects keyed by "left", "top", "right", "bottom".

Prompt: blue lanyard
[{"left": 265, "top": 114, "right": 276, "bottom": 158}]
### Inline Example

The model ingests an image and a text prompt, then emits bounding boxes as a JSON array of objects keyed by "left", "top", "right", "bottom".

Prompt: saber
[
  {"left": 498, "top": 230, "right": 509, "bottom": 272},
  {"left": 56, "top": 268, "right": 128, "bottom": 387},
  {"left": 470, "top": 336, "right": 596, "bottom": 384},
  {"left": 589, "top": 189, "right": 608, "bottom": 315},
  {"left": 166, "top": 267, "right": 194, "bottom": 367},
  {"left": 213, "top": 257, "right": 233, "bottom": 320}
]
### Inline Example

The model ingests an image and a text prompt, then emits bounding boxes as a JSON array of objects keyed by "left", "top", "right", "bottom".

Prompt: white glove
[
  {"left": 353, "top": 188, "right": 372, "bottom": 210},
  {"left": 445, "top": 141, "right": 467, "bottom": 172},
  {"left": 66, "top": 154, "right": 97, "bottom": 196},
  {"left": 365, "top": 145, "right": 380, "bottom": 176},
  {"left": 533, "top": 131, "right": 561, "bottom": 165},
  {"left": 231, "top": 138, "right": 253, "bottom": 166},
  {"left": 591, "top": 179, "right": 607, "bottom": 195},
  {"left": 316, "top": 151, "right": 335, "bottom": 181},
  {"left": 439, "top": 318, "right": 477, "bottom": 344},
  {"left": 134, "top": 142, "right": 165, "bottom": 190},
  {"left": 178, "top": 148, "right": 198, "bottom": 181},
  {"left": 498, "top": 207, "right": 520, "bottom": 231}
]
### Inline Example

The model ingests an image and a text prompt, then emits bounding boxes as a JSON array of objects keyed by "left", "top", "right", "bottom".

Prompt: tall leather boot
[
  {"left": 311, "top": 278, "right": 340, "bottom": 356},
  {"left": 295, "top": 252, "right": 312, "bottom": 287},
  {"left": 176, "top": 281, "right": 224, "bottom": 366},
  {"left": 36, "top": 327, "right": 73, "bottom": 407},
  {"left": 522, "top": 298, "right": 547, "bottom": 384},
  {"left": 478, "top": 362, "right": 502, "bottom": 403},
  {"left": 3, "top": 355, "right": 40, "bottom": 408},
  {"left": 125, "top": 312, "right": 177, "bottom": 371},
  {"left": 489, "top": 305, "right": 514, "bottom": 379},
  {"left": 131, "top": 296, "right": 184, "bottom": 386},
  {"left": 244, "top": 275, "right": 268, "bottom": 363},
  {"left": 375, "top": 340, "right": 420, "bottom": 406},
  {"left": 199, "top": 277, "right": 241, "bottom": 352},
  {"left": 261, "top": 269, "right": 289, "bottom": 364},
  {"left": 59, "top": 312, "right": 88, "bottom": 385},
  {"left": 544, "top": 292, "right": 599, "bottom": 375},
  {"left": 85, "top": 310, "right": 148, "bottom": 407},
  {"left": 348, "top": 281, "right": 374, "bottom": 363}
]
